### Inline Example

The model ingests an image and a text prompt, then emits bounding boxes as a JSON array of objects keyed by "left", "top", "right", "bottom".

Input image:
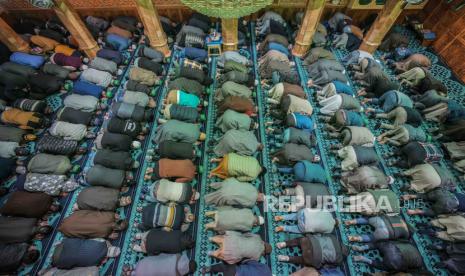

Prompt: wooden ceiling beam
[
  {"left": 358, "top": 0, "right": 405, "bottom": 53},
  {"left": 292, "top": 0, "right": 326, "bottom": 57},
  {"left": 222, "top": 18, "right": 239, "bottom": 51},
  {"left": 0, "top": 15, "right": 30, "bottom": 52},
  {"left": 135, "top": 0, "right": 171, "bottom": 57},
  {"left": 53, "top": 0, "right": 99, "bottom": 58}
]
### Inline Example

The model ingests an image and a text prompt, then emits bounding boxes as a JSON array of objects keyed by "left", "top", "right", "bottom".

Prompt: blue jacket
[
  {"left": 10, "top": 52, "right": 45, "bottom": 69},
  {"left": 332, "top": 80, "right": 354, "bottom": 96},
  {"left": 447, "top": 100, "right": 465, "bottom": 122},
  {"left": 72, "top": 80, "right": 103, "bottom": 98},
  {"left": 287, "top": 113, "right": 314, "bottom": 131},
  {"left": 374, "top": 90, "right": 412, "bottom": 112},
  {"left": 236, "top": 260, "right": 272, "bottom": 276},
  {"left": 393, "top": 47, "right": 412, "bottom": 61},
  {"left": 54, "top": 238, "right": 107, "bottom": 269},
  {"left": 268, "top": 42, "right": 290, "bottom": 56},
  {"left": 404, "top": 124, "right": 427, "bottom": 143},
  {"left": 345, "top": 110, "right": 364, "bottom": 126},
  {"left": 184, "top": 47, "right": 208, "bottom": 62},
  {"left": 105, "top": 33, "right": 130, "bottom": 52},
  {"left": 293, "top": 161, "right": 326, "bottom": 183},
  {"left": 97, "top": 48, "right": 123, "bottom": 65}
]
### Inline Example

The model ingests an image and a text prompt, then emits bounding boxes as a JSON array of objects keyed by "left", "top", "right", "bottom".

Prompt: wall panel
[{"left": 424, "top": 0, "right": 465, "bottom": 82}]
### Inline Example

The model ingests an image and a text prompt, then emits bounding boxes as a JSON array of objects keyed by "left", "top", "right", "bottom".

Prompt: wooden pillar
[
  {"left": 292, "top": 0, "right": 325, "bottom": 57},
  {"left": 222, "top": 18, "right": 238, "bottom": 51},
  {"left": 53, "top": 0, "right": 99, "bottom": 58},
  {"left": 0, "top": 16, "right": 30, "bottom": 52},
  {"left": 359, "top": 0, "right": 405, "bottom": 53},
  {"left": 135, "top": 0, "right": 171, "bottom": 57}
]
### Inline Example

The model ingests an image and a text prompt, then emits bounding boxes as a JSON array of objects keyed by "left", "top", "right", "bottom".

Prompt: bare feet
[
  {"left": 119, "top": 196, "right": 132, "bottom": 207},
  {"left": 348, "top": 235, "right": 362, "bottom": 242},
  {"left": 148, "top": 98, "right": 156, "bottom": 108},
  {"left": 362, "top": 98, "right": 371, "bottom": 104},
  {"left": 353, "top": 255, "right": 366, "bottom": 262},
  {"left": 357, "top": 90, "right": 367, "bottom": 96},
  {"left": 407, "top": 209, "right": 423, "bottom": 215},
  {"left": 275, "top": 226, "right": 284, "bottom": 232},
  {"left": 402, "top": 194, "right": 417, "bottom": 201},
  {"left": 108, "top": 232, "right": 119, "bottom": 239},
  {"left": 344, "top": 219, "right": 357, "bottom": 226}
]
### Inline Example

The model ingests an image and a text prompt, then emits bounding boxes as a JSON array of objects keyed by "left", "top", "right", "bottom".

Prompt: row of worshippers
[
  {"left": 142, "top": 14, "right": 270, "bottom": 276},
  {"left": 312, "top": 21, "right": 424, "bottom": 274},
  {"left": 120, "top": 12, "right": 216, "bottom": 276},
  {"left": 122, "top": 15, "right": 275, "bottom": 275},
  {"left": 380, "top": 36, "right": 465, "bottom": 181},
  {"left": 121, "top": 13, "right": 269, "bottom": 275},
  {"left": 255, "top": 11, "right": 348, "bottom": 276},
  {"left": 198, "top": 24, "right": 276, "bottom": 274},
  {"left": 0, "top": 17, "right": 120, "bottom": 274},
  {"left": 44, "top": 17, "right": 176, "bottom": 275},
  {"left": 0, "top": 17, "right": 102, "bottom": 274},
  {"left": 254, "top": 10, "right": 450, "bottom": 275},
  {"left": 363, "top": 28, "right": 465, "bottom": 275},
  {"left": 309, "top": 13, "right": 463, "bottom": 274},
  {"left": 7, "top": 16, "right": 155, "bottom": 276}
]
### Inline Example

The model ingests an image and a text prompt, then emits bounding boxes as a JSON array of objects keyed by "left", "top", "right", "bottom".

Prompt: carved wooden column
[
  {"left": 359, "top": 0, "right": 405, "bottom": 53},
  {"left": 222, "top": 18, "right": 238, "bottom": 51},
  {"left": 53, "top": 0, "right": 99, "bottom": 58},
  {"left": 135, "top": 0, "right": 171, "bottom": 57},
  {"left": 292, "top": 0, "right": 325, "bottom": 57},
  {"left": 0, "top": 16, "right": 30, "bottom": 52}
]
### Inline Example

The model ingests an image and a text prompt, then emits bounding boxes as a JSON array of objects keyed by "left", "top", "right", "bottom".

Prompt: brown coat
[
  {"left": 59, "top": 210, "right": 116, "bottom": 238},
  {"left": 303, "top": 47, "right": 335, "bottom": 66},
  {"left": 283, "top": 82, "right": 307, "bottom": 99},
  {"left": 259, "top": 34, "right": 289, "bottom": 53},
  {"left": 0, "top": 217, "right": 38, "bottom": 243},
  {"left": 218, "top": 96, "right": 256, "bottom": 116},
  {"left": 158, "top": 159, "right": 196, "bottom": 183},
  {"left": 0, "top": 191, "right": 52, "bottom": 218},
  {"left": 395, "top": 53, "right": 431, "bottom": 73},
  {"left": 107, "top": 25, "right": 133, "bottom": 39},
  {"left": 379, "top": 32, "right": 409, "bottom": 52}
]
